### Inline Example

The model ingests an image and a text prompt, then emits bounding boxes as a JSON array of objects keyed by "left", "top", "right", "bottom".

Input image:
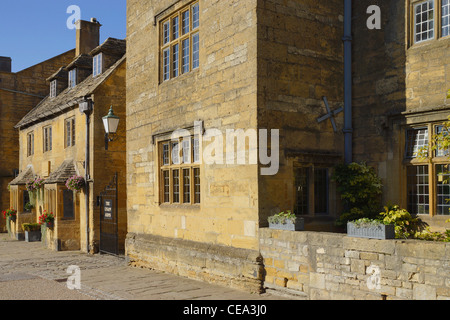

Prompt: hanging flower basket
[
  {"left": 26, "top": 177, "right": 45, "bottom": 205},
  {"left": 38, "top": 210, "right": 54, "bottom": 229},
  {"left": 65, "top": 175, "right": 85, "bottom": 192},
  {"left": 3, "top": 208, "right": 17, "bottom": 221}
]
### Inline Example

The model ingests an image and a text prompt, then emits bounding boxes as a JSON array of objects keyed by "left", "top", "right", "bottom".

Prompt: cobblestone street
[{"left": 0, "top": 233, "right": 294, "bottom": 301}]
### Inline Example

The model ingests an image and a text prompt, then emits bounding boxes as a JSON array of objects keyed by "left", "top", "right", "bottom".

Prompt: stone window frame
[
  {"left": 408, "top": 0, "right": 450, "bottom": 46},
  {"left": 64, "top": 117, "right": 76, "bottom": 148},
  {"left": 403, "top": 123, "right": 450, "bottom": 216},
  {"left": 159, "top": 1, "right": 200, "bottom": 83},
  {"left": 43, "top": 125, "right": 52, "bottom": 153},
  {"left": 27, "top": 131, "right": 34, "bottom": 157},
  {"left": 158, "top": 136, "right": 201, "bottom": 206}
]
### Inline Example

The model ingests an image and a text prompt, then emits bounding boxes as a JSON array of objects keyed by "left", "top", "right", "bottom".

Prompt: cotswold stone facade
[
  {"left": 126, "top": 0, "right": 344, "bottom": 291},
  {"left": 0, "top": 51, "right": 75, "bottom": 232},
  {"left": 352, "top": 1, "right": 450, "bottom": 230},
  {"left": 10, "top": 20, "right": 127, "bottom": 254}
]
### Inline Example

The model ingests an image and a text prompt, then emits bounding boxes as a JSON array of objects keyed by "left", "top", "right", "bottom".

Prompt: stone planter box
[
  {"left": 25, "top": 230, "right": 41, "bottom": 242},
  {"left": 269, "top": 218, "right": 304, "bottom": 231},
  {"left": 347, "top": 222, "right": 395, "bottom": 240}
]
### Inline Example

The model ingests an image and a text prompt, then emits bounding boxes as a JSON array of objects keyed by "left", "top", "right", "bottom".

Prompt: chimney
[
  {"left": 0, "top": 57, "right": 12, "bottom": 72},
  {"left": 75, "top": 18, "right": 101, "bottom": 56}
]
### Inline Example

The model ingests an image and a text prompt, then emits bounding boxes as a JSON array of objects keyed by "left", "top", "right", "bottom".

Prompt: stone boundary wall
[
  {"left": 260, "top": 228, "right": 450, "bottom": 300},
  {"left": 125, "top": 233, "right": 264, "bottom": 293}
]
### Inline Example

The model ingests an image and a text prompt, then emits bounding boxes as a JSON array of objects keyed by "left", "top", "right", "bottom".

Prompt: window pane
[
  {"left": 192, "top": 3, "right": 199, "bottom": 29},
  {"left": 194, "top": 168, "right": 200, "bottom": 204},
  {"left": 405, "top": 128, "right": 428, "bottom": 158},
  {"left": 63, "top": 189, "right": 74, "bottom": 219},
  {"left": 192, "top": 33, "right": 199, "bottom": 69},
  {"left": 66, "top": 121, "right": 71, "bottom": 147},
  {"left": 443, "top": 0, "right": 450, "bottom": 37},
  {"left": 182, "top": 38, "right": 190, "bottom": 74},
  {"left": 295, "top": 167, "right": 309, "bottom": 215},
  {"left": 182, "top": 10, "right": 190, "bottom": 35},
  {"left": 407, "top": 165, "right": 429, "bottom": 214},
  {"left": 172, "top": 16, "right": 179, "bottom": 40},
  {"left": 183, "top": 169, "right": 191, "bottom": 203},
  {"left": 193, "top": 137, "right": 200, "bottom": 163},
  {"left": 162, "top": 143, "right": 170, "bottom": 165},
  {"left": 163, "top": 48, "right": 170, "bottom": 81},
  {"left": 173, "top": 169, "right": 180, "bottom": 203},
  {"left": 172, "top": 142, "right": 180, "bottom": 164},
  {"left": 314, "top": 168, "right": 328, "bottom": 214},
  {"left": 172, "top": 44, "right": 179, "bottom": 78},
  {"left": 182, "top": 139, "right": 191, "bottom": 163},
  {"left": 163, "top": 21, "right": 170, "bottom": 44},
  {"left": 436, "top": 164, "right": 450, "bottom": 215},
  {"left": 163, "top": 171, "right": 170, "bottom": 203},
  {"left": 414, "top": 0, "right": 435, "bottom": 43},
  {"left": 72, "top": 119, "right": 76, "bottom": 146}
]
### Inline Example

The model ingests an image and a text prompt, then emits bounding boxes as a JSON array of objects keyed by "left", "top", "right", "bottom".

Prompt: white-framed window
[
  {"left": 405, "top": 127, "right": 429, "bottom": 158},
  {"left": 68, "top": 68, "right": 77, "bottom": 88},
  {"left": 412, "top": 0, "right": 450, "bottom": 44},
  {"left": 50, "top": 80, "right": 57, "bottom": 98},
  {"left": 93, "top": 53, "right": 103, "bottom": 77},
  {"left": 414, "top": 0, "right": 435, "bottom": 43}
]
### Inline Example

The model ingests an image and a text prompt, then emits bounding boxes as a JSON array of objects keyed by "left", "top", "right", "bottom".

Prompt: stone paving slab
[{"left": 0, "top": 233, "right": 296, "bottom": 301}]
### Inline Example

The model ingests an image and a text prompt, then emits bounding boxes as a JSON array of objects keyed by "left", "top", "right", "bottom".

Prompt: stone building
[
  {"left": 0, "top": 51, "right": 75, "bottom": 232},
  {"left": 352, "top": 0, "right": 450, "bottom": 230},
  {"left": 126, "top": 0, "right": 344, "bottom": 291},
  {"left": 9, "top": 19, "right": 127, "bottom": 254}
]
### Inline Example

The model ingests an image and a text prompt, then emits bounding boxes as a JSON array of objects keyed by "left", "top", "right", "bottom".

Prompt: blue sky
[{"left": 0, "top": 0, "right": 126, "bottom": 72}]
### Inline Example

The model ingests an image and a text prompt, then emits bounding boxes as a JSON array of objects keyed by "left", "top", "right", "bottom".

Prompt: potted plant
[
  {"left": 38, "top": 210, "right": 55, "bottom": 229},
  {"left": 268, "top": 210, "right": 304, "bottom": 231},
  {"left": 22, "top": 223, "right": 42, "bottom": 242},
  {"left": 347, "top": 218, "right": 395, "bottom": 240},
  {"left": 65, "top": 175, "right": 85, "bottom": 192}
]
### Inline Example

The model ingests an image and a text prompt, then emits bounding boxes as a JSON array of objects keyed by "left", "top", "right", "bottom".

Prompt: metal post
[
  {"left": 80, "top": 97, "right": 93, "bottom": 254},
  {"left": 85, "top": 112, "right": 90, "bottom": 253},
  {"left": 343, "top": 0, "right": 353, "bottom": 164}
]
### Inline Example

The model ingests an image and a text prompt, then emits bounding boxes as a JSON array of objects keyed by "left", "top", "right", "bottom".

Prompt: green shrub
[
  {"left": 379, "top": 204, "right": 422, "bottom": 239},
  {"left": 22, "top": 223, "right": 41, "bottom": 232},
  {"left": 333, "top": 162, "right": 383, "bottom": 226}
]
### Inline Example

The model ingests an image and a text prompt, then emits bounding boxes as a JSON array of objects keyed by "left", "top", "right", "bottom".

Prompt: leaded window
[
  {"left": 414, "top": 0, "right": 435, "bottom": 43},
  {"left": 406, "top": 128, "right": 429, "bottom": 158},
  {"left": 160, "top": 1, "right": 199, "bottom": 82}
]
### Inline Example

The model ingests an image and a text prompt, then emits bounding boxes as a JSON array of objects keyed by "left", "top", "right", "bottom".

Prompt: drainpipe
[
  {"left": 80, "top": 97, "right": 93, "bottom": 254},
  {"left": 343, "top": 0, "right": 353, "bottom": 164}
]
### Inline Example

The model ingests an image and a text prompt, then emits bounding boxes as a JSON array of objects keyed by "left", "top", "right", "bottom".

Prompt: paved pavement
[{"left": 0, "top": 233, "right": 296, "bottom": 301}]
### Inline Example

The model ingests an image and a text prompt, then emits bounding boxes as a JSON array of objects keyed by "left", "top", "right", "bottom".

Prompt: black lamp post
[{"left": 102, "top": 106, "right": 120, "bottom": 150}]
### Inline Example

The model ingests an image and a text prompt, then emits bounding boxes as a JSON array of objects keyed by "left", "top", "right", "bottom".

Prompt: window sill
[
  {"left": 159, "top": 203, "right": 200, "bottom": 210},
  {"left": 158, "top": 67, "right": 199, "bottom": 86}
]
